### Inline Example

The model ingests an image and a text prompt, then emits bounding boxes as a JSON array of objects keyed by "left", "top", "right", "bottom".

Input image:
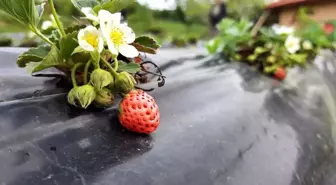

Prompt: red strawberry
[
  {"left": 119, "top": 90, "right": 160, "bottom": 134},
  {"left": 274, "top": 67, "right": 286, "bottom": 80},
  {"left": 324, "top": 23, "right": 334, "bottom": 35},
  {"left": 135, "top": 56, "right": 142, "bottom": 64}
]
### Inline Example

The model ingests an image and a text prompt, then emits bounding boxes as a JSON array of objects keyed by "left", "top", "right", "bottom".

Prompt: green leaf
[
  {"left": 65, "top": 25, "right": 86, "bottom": 34},
  {"left": 0, "top": 0, "right": 40, "bottom": 26},
  {"left": 289, "top": 54, "right": 308, "bottom": 65},
  {"left": 206, "top": 38, "right": 221, "bottom": 54},
  {"left": 26, "top": 62, "right": 41, "bottom": 75},
  {"left": 131, "top": 43, "right": 156, "bottom": 54},
  {"left": 217, "top": 18, "right": 235, "bottom": 31},
  {"left": 93, "top": 0, "right": 136, "bottom": 13},
  {"left": 117, "top": 61, "right": 141, "bottom": 73},
  {"left": 49, "top": 29, "right": 61, "bottom": 47},
  {"left": 32, "top": 45, "right": 64, "bottom": 73},
  {"left": 72, "top": 46, "right": 86, "bottom": 55},
  {"left": 60, "top": 32, "right": 79, "bottom": 60},
  {"left": 134, "top": 36, "right": 160, "bottom": 49},
  {"left": 36, "top": 2, "right": 45, "bottom": 23},
  {"left": 17, "top": 46, "right": 50, "bottom": 67},
  {"left": 71, "top": 0, "right": 100, "bottom": 11},
  {"left": 131, "top": 36, "right": 161, "bottom": 54}
]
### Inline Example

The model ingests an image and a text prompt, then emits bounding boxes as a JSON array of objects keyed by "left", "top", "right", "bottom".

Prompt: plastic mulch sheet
[{"left": 0, "top": 48, "right": 336, "bottom": 185}]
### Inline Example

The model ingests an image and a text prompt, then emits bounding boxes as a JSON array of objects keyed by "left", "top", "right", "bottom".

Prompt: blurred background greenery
[{"left": 0, "top": 0, "right": 266, "bottom": 47}]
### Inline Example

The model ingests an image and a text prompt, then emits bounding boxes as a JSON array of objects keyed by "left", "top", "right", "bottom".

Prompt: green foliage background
[{"left": 0, "top": 0, "right": 266, "bottom": 44}]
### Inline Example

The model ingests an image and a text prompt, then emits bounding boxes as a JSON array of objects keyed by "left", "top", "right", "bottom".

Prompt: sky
[{"left": 137, "top": 0, "right": 177, "bottom": 10}]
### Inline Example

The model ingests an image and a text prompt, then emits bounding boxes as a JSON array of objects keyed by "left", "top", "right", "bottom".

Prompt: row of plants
[
  {"left": 0, "top": 0, "right": 163, "bottom": 135},
  {"left": 207, "top": 8, "right": 336, "bottom": 80}
]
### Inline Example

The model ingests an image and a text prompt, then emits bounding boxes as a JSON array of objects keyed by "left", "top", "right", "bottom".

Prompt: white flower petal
[
  {"left": 99, "top": 10, "right": 115, "bottom": 38},
  {"left": 110, "top": 12, "right": 121, "bottom": 26},
  {"left": 98, "top": 37, "right": 104, "bottom": 53},
  {"left": 85, "top": 25, "right": 99, "bottom": 33},
  {"left": 285, "top": 35, "right": 300, "bottom": 53},
  {"left": 99, "top": 10, "right": 112, "bottom": 26},
  {"left": 273, "top": 24, "right": 295, "bottom": 35},
  {"left": 79, "top": 39, "right": 95, "bottom": 52},
  {"left": 41, "top": 21, "right": 53, "bottom": 30},
  {"left": 78, "top": 28, "right": 85, "bottom": 39},
  {"left": 120, "top": 25, "right": 135, "bottom": 43},
  {"left": 107, "top": 40, "right": 118, "bottom": 55},
  {"left": 119, "top": 44, "right": 139, "bottom": 58},
  {"left": 81, "top": 7, "right": 99, "bottom": 22},
  {"left": 78, "top": 26, "right": 102, "bottom": 52},
  {"left": 28, "top": 31, "right": 35, "bottom": 39}
]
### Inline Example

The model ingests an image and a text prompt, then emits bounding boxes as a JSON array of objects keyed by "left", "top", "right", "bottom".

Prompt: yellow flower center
[
  {"left": 288, "top": 41, "right": 295, "bottom": 47},
  {"left": 84, "top": 33, "right": 99, "bottom": 48},
  {"left": 110, "top": 28, "right": 124, "bottom": 45}
]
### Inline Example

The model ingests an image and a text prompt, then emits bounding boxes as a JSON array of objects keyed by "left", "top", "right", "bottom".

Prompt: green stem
[
  {"left": 84, "top": 60, "right": 92, "bottom": 84},
  {"left": 30, "top": 26, "right": 53, "bottom": 45},
  {"left": 101, "top": 57, "right": 118, "bottom": 77},
  {"left": 113, "top": 57, "right": 119, "bottom": 71},
  {"left": 48, "top": 0, "right": 66, "bottom": 37},
  {"left": 71, "top": 63, "right": 84, "bottom": 87}
]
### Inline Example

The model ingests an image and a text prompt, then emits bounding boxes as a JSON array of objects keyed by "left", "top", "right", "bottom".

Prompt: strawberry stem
[
  {"left": 71, "top": 63, "right": 84, "bottom": 87},
  {"left": 101, "top": 57, "right": 118, "bottom": 77},
  {"left": 48, "top": 0, "right": 66, "bottom": 37},
  {"left": 84, "top": 60, "right": 92, "bottom": 84},
  {"left": 113, "top": 57, "right": 119, "bottom": 71}
]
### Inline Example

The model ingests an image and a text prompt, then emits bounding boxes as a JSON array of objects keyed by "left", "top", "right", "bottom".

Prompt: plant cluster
[
  {"left": 207, "top": 9, "right": 336, "bottom": 80},
  {"left": 0, "top": 0, "right": 163, "bottom": 134}
]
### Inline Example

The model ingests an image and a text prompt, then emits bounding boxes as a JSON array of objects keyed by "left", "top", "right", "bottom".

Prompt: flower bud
[
  {"left": 302, "top": 40, "right": 313, "bottom": 50},
  {"left": 247, "top": 55, "right": 256, "bottom": 62},
  {"left": 90, "top": 69, "right": 114, "bottom": 89},
  {"left": 265, "top": 42, "right": 273, "bottom": 49},
  {"left": 67, "top": 87, "right": 79, "bottom": 107},
  {"left": 267, "top": 56, "right": 276, "bottom": 64},
  {"left": 67, "top": 85, "right": 96, "bottom": 109},
  {"left": 93, "top": 88, "right": 115, "bottom": 108},
  {"left": 255, "top": 47, "right": 265, "bottom": 54},
  {"left": 115, "top": 72, "right": 136, "bottom": 94}
]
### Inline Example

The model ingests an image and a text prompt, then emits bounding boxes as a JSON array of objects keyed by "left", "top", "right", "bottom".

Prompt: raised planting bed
[
  {"left": 207, "top": 8, "right": 336, "bottom": 81},
  {"left": 1, "top": 47, "right": 336, "bottom": 185},
  {"left": 2, "top": 1, "right": 336, "bottom": 184}
]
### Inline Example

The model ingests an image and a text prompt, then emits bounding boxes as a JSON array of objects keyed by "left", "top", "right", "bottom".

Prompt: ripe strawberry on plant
[
  {"left": 324, "top": 23, "right": 334, "bottom": 35},
  {"left": 135, "top": 56, "right": 142, "bottom": 64},
  {"left": 274, "top": 67, "right": 286, "bottom": 80},
  {"left": 119, "top": 90, "right": 160, "bottom": 134}
]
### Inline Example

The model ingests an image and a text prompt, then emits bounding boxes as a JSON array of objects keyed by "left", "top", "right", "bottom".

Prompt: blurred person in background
[{"left": 209, "top": 0, "right": 227, "bottom": 35}]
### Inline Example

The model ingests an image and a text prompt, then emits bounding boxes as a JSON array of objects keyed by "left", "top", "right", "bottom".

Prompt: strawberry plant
[
  {"left": 207, "top": 7, "right": 334, "bottom": 80},
  {"left": 206, "top": 18, "right": 254, "bottom": 60},
  {"left": 0, "top": 0, "right": 165, "bottom": 134}
]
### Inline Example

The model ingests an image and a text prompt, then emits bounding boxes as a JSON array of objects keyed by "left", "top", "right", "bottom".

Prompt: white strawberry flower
[
  {"left": 285, "top": 35, "right": 301, "bottom": 54},
  {"left": 272, "top": 24, "right": 294, "bottom": 35},
  {"left": 81, "top": 7, "right": 99, "bottom": 25},
  {"left": 99, "top": 11, "right": 139, "bottom": 58},
  {"left": 41, "top": 20, "right": 53, "bottom": 30},
  {"left": 302, "top": 40, "right": 313, "bottom": 50},
  {"left": 27, "top": 31, "right": 36, "bottom": 39},
  {"left": 41, "top": 15, "right": 57, "bottom": 30},
  {"left": 78, "top": 26, "right": 104, "bottom": 52}
]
